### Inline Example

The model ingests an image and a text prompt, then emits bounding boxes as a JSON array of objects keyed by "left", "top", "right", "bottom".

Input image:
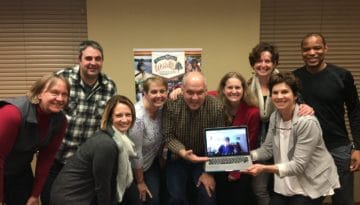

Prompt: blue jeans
[
  {"left": 4, "top": 165, "right": 34, "bottom": 205},
  {"left": 328, "top": 144, "right": 354, "bottom": 205},
  {"left": 125, "top": 160, "right": 161, "bottom": 205},
  {"left": 270, "top": 192, "right": 324, "bottom": 205},
  {"left": 166, "top": 159, "right": 216, "bottom": 205}
]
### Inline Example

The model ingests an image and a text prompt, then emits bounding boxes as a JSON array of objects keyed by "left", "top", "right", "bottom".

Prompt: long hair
[
  {"left": 100, "top": 95, "right": 136, "bottom": 131},
  {"left": 27, "top": 72, "right": 70, "bottom": 104},
  {"left": 217, "top": 72, "right": 258, "bottom": 122}
]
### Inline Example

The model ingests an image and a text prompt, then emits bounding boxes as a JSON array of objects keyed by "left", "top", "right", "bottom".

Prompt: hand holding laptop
[
  {"left": 243, "top": 163, "right": 279, "bottom": 176},
  {"left": 179, "top": 149, "right": 209, "bottom": 163}
]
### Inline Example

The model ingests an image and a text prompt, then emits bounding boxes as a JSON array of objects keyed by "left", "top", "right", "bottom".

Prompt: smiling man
[
  {"left": 293, "top": 33, "right": 360, "bottom": 205},
  {"left": 162, "top": 71, "right": 227, "bottom": 205},
  {"left": 41, "top": 40, "right": 117, "bottom": 205}
]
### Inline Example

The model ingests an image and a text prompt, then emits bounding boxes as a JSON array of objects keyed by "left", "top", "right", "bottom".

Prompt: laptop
[{"left": 204, "top": 126, "right": 253, "bottom": 172}]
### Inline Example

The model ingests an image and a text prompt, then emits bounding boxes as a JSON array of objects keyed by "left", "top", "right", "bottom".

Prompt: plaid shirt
[
  {"left": 55, "top": 65, "right": 117, "bottom": 163},
  {"left": 162, "top": 96, "right": 227, "bottom": 157}
]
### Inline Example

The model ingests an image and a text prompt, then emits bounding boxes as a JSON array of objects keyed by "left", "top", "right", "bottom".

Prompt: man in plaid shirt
[{"left": 41, "top": 40, "right": 117, "bottom": 204}]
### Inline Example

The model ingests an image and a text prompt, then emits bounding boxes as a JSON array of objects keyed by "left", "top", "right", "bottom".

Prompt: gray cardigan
[
  {"left": 50, "top": 126, "right": 118, "bottom": 205},
  {"left": 251, "top": 104, "right": 340, "bottom": 199}
]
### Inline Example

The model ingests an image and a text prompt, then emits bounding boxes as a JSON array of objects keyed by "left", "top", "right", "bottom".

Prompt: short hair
[
  {"left": 142, "top": 76, "right": 168, "bottom": 94},
  {"left": 249, "top": 42, "right": 279, "bottom": 67},
  {"left": 27, "top": 72, "right": 70, "bottom": 104},
  {"left": 100, "top": 95, "right": 136, "bottom": 131},
  {"left": 78, "top": 40, "right": 104, "bottom": 60},
  {"left": 268, "top": 72, "right": 301, "bottom": 97},
  {"left": 300, "top": 33, "right": 327, "bottom": 48}
]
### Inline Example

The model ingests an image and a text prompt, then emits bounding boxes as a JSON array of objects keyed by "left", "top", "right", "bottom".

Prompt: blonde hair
[{"left": 27, "top": 72, "right": 70, "bottom": 104}]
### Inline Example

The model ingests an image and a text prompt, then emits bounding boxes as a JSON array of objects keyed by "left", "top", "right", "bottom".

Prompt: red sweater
[
  {"left": 232, "top": 101, "right": 260, "bottom": 150},
  {"left": 230, "top": 101, "right": 260, "bottom": 179},
  {"left": 0, "top": 104, "right": 67, "bottom": 202}
]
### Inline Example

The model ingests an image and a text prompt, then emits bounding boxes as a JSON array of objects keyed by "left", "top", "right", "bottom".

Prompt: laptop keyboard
[{"left": 208, "top": 156, "right": 249, "bottom": 165}]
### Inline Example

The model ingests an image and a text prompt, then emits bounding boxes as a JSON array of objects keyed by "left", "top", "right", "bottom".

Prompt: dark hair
[
  {"left": 249, "top": 42, "right": 279, "bottom": 67},
  {"left": 142, "top": 76, "right": 168, "bottom": 94},
  {"left": 27, "top": 72, "right": 70, "bottom": 104},
  {"left": 300, "top": 33, "right": 327, "bottom": 48},
  {"left": 78, "top": 40, "right": 104, "bottom": 60},
  {"left": 100, "top": 95, "right": 136, "bottom": 131},
  {"left": 268, "top": 72, "right": 301, "bottom": 97}
]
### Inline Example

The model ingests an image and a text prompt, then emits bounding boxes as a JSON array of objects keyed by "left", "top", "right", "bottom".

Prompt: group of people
[{"left": 0, "top": 33, "right": 359, "bottom": 205}]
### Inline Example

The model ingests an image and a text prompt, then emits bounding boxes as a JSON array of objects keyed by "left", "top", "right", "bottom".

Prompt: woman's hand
[
  {"left": 137, "top": 181, "right": 153, "bottom": 201},
  {"left": 169, "top": 88, "right": 182, "bottom": 100},
  {"left": 26, "top": 196, "right": 40, "bottom": 205},
  {"left": 298, "top": 103, "right": 314, "bottom": 116}
]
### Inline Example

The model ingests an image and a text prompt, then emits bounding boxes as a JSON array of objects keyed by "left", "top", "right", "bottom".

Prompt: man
[
  {"left": 217, "top": 137, "right": 234, "bottom": 155},
  {"left": 162, "top": 71, "right": 226, "bottom": 205},
  {"left": 293, "top": 33, "right": 360, "bottom": 205},
  {"left": 41, "top": 40, "right": 117, "bottom": 204}
]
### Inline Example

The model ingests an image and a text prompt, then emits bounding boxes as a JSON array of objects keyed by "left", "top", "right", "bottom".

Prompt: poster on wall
[{"left": 133, "top": 48, "right": 202, "bottom": 101}]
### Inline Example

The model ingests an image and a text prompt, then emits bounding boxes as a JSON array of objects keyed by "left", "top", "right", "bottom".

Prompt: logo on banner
[{"left": 152, "top": 52, "right": 185, "bottom": 79}]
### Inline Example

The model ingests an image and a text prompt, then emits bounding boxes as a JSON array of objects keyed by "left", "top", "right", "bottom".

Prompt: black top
[{"left": 294, "top": 63, "right": 360, "bottom": 150}]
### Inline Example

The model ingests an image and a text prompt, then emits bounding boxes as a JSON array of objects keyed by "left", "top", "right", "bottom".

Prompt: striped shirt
[
  {"left": 55, "top": 65, "right": 117, "bottom": 163},
  {"left": 162, "top": 96, "right": 226, "bottom": 157},
  {"left": 129, "top": 100, "right": 164, "bottom": 171}
]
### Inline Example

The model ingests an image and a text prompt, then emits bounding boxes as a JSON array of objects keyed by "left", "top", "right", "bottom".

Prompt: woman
[
  {"left": 125, "top": 76, "right": 168, "bottom": 205},
  {"left": 245, "top": 72, "right": 340, "bottom": 205},
  {"left": 248, "top": 42, "right": 280, "bottom": 205},
  {"left": 215, "top": 71, "right": 260, "bottom": 205},
  {"left": 248, "top": 42, "right": 314, "bottom": 205},
  {"left": 50, "top": 95, "right": 136, "bottom": 205},
  {"left": 0, "top": 73, "right": 69, "bottom": 205}
]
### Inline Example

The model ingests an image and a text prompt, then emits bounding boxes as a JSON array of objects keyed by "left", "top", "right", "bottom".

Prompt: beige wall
[
  {"left": 87, "top": 0, "right": 260, "bottom": 101},
  {"left": 86, "top": 0, "right": 360, "bottom": 203}
]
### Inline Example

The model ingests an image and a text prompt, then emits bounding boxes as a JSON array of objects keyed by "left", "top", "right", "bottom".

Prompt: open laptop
[{"left": 204, "top": 126, "right": 252, "bottom": 172}]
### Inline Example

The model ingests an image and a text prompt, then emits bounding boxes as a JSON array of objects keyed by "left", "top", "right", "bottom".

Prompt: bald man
[{"left": 161, "top": 72, "right": 227, "bottom": 205}]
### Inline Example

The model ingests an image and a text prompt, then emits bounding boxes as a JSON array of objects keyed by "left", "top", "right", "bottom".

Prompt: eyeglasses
[{"left": 84, "top": 56, "right": 103, "bottom": 62}]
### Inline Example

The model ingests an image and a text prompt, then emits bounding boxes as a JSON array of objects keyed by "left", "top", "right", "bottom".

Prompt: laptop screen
[{"left": 205, "top": 126, "right": 250, "bottom": 157}]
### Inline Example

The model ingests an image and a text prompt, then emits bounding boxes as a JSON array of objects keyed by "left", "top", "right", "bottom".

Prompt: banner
[{"left": 133, "top": 48, "right": 202, "bottom": 101}]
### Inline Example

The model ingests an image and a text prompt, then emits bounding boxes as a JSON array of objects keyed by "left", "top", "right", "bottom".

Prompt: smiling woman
[
  {"left": 245, "top": 72, "right": 340, "bottom": 205},
  {"left": 50, "top": 95, "right": 137, "bottom": 205},
  {"left": 0, "top": 73, "right": 69, "bottom": 205}
]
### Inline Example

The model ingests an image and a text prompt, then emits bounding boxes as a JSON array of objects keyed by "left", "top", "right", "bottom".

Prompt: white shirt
[{"left": 274, "top": 119, "right": 306, "bottom": 196}]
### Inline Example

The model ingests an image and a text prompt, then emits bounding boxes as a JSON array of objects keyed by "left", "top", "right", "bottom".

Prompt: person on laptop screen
[
  {"left": 217, "top": 137, "right": 235, "bottom": 156},
  {"left": 245, "top": 72, "right": 340, "bottom": 205},
  {"left": 162, "top": 71, "right": 226, "bottom": 205}
]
